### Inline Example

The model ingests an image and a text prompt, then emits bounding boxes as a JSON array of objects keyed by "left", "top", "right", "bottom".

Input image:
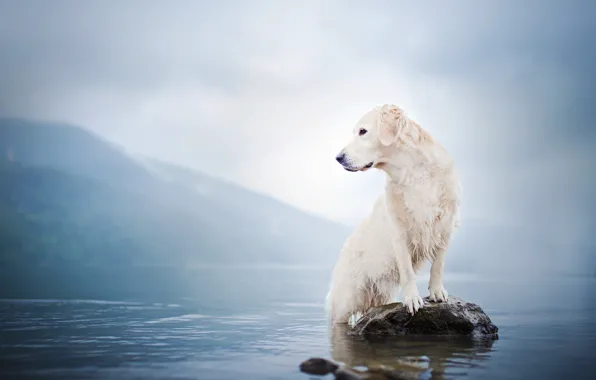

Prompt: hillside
[
  {"left": 0, "top": 118, "right": 350, "bottom": 273},
  {"left": 1, "top": 118, "right": 591, "bottom": 300},
  {"left": 0, "top": 118, "right": 158, "bottom": 190}
]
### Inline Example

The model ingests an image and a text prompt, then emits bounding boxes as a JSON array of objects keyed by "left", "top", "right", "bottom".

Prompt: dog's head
[{"left": 335, "top": 104, "right": 408, "bottom": 172}]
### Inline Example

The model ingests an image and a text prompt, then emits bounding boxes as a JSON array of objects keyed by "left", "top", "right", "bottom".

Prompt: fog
[{"left": 1, "top": 0, "right": 595, "bottom": 279}]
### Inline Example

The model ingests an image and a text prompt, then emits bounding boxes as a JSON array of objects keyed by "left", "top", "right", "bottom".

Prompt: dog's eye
[{"left": 358, "top": 128, "right": 367, "bottom": 136}]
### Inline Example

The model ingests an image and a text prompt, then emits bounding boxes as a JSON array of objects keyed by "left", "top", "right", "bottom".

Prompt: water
[{"left": 1, "top": 267, "right": 595, "bottom": 380}]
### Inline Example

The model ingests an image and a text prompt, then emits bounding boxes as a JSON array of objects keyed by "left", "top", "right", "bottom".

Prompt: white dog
[{"left": 325, "top": 104, "right": 461, "bottom": 324}]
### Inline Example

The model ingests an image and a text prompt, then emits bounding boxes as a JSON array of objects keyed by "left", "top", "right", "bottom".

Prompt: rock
[
  {"left": 299, "top": 296, "right": 498, "bottom": 379},
  {"left": 299, "top": 357, "right": 420, "bottom": 380},
  {"left": 349, "top": 295, "right": 498, "bottom": 340},
  {"left": 299, "top": 357, "right": 339, "bottom": 375}
]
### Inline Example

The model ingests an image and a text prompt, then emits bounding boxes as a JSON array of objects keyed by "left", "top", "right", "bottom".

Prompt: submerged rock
[
  {"left": 298, "top": 296, "right": 498, "bottom": 379},
  {"left": 349, "top": 295, "right": 498, "bottom": 340},
  {"left": 299, "top": 357, "right": 420, "bottom": 380},
  {"left": 299, "top": 357, "right": 339, "bottom": 375}
]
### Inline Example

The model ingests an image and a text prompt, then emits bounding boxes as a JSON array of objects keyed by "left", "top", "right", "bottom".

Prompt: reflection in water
[
  {"left": 2, "top": 270, "right": 596, "bottom": 380},
  {"left": 329, "top": 324, "right": 495, "bottom": 379}
]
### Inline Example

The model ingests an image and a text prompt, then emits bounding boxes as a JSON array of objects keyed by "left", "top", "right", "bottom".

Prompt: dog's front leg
[
  {"left": 385, "top": 192, "right": 424, "bottom": 315},
  {"left": 392, "top": 235, "right": 424, "bottom": 314},
  {"left": 428, "top": 248, "right": 449, "bottom": 302}
]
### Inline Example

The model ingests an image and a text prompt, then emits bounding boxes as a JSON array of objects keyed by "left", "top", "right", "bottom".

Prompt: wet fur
[{"left": 326, "top": 104, "right": 461, "bottom": 324}]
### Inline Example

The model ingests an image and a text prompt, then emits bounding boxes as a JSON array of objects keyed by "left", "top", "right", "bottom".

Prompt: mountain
[
  {"left": 0, "top": 118, "right": 158, "bottom": 190},
  {"left": 136, "top": 157, "right": 350, "bottom": 247},
  {"left": 2, "top": 118, "right": 590, "bottom": 300},
  {"left": 0, "top": 118, "right": 350, "bottom": 275}
]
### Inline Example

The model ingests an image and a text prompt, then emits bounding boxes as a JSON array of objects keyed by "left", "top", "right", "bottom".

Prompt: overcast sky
[{"left": 1, "top": 1, "right": 595, "bottom": 251}]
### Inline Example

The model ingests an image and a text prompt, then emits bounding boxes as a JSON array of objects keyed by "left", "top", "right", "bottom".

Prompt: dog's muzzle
[{"left": 336, "top": 153, "right": 374, "bottom": 172}]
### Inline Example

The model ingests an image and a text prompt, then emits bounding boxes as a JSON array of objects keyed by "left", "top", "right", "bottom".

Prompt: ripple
[
  {"left": 145, "top": 314, "right": 209, "bottom": 324},
  {"left": 3, "top": 326, "right": 54, "bottom": 331},
  {"left": 151, "top": 303, "right": 182, "bottom": 308},
  {"left": 218, "top": 314, "right": 266, "bottom": 320},
  {"left": 280, "top": 302, "right": 324, "bottom": 308},
  {"left": 12, "top": 344, "right": 52, "bottom": 348},
  {"left": 0, "top": 298, "right": 142, "bottom": 305},
  {"left": 274, "top": 311, "right": 306, "bottom": 316}
]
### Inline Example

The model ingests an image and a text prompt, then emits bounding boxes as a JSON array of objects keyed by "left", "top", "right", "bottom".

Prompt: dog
[{"left": 325, "top": 104, "right": 461, "bottom": 324}]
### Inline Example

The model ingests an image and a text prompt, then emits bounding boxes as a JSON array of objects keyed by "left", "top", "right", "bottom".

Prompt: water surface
[{"left": 1, "top": 267, "right": 595, "bottom": 379}]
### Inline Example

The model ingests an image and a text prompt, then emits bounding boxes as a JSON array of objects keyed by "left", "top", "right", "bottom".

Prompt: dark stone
[
  {"left": 349, "top": 295, "right": 498, "bottom": 340},
  {"left": 299, "top": 357, "right": 423, "bottom": 380},
  {"left": 299, "top": 357, "right": 419, "bottom": 380},
  {"left": 299, "top": 357, "right": 339, "bottom": 375},
  {"left": 298, "top": 297, "right": 497, "bottom": 379}
]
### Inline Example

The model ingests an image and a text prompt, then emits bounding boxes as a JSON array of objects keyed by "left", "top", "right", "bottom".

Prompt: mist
[{"left": 1, "top": 0, "right": 595, "bottom": 287}]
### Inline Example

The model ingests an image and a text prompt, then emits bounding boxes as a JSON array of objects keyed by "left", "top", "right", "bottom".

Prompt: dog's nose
[{"left": 336, "top": 153, "right": 345, "bottom": 164}]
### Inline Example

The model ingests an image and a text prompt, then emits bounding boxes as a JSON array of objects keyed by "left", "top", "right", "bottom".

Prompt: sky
[{"left": 0, "top": 0, "right": 595, "bottom": 255}]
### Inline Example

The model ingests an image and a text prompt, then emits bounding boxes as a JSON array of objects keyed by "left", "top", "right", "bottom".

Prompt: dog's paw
[
  {"left": 428, "top": 286, "right": 448, "bottom": 303},
  {"left": 402, "top": 285, "right": 424, "bottom": 315}
]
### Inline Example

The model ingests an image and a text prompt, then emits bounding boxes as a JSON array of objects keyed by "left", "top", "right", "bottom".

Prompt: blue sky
[{"left": 0, "top": 0, "right": 594, "bottom": 255}]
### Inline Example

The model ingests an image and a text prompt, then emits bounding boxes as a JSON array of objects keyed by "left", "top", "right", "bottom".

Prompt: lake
[{"left": 1, "top": 266, "right": 595, "bottom": 379}]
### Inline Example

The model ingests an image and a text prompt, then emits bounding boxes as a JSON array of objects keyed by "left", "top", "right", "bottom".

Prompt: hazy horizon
[
  {"left": 1, "top": 1, "right": 595, "bottom": 274},
  {"left": 1, "top": 4, "right": 595, "bottom": 379}
]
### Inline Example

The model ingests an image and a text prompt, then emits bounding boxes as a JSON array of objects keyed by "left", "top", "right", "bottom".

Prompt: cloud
[{"left": 0, "top": 0, "right": 595, "bottom": 258}]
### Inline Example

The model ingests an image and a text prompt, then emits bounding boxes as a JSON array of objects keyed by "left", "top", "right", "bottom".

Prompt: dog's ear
[{"left": 377, "top": 104, "right": 406, "bottom": 146}]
